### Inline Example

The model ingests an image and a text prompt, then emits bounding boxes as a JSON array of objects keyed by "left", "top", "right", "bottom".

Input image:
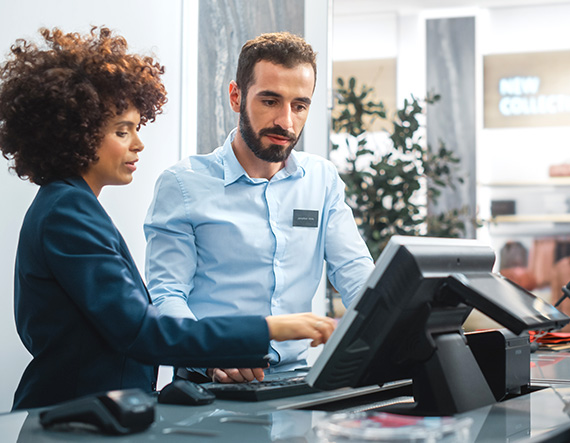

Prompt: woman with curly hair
[{"left": 0, "top": 27, "right": 335, "bottom": 410}]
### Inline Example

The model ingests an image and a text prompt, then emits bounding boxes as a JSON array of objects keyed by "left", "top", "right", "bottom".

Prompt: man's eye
[
  {"left": 262, "top": 99, "right": 277, "bottom": 106},
  {"left": 294, "top": 104, "right": 308, "bottom": 112}
]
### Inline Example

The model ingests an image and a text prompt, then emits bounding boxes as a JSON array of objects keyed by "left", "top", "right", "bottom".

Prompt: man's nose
[{"left": 274, "top": 105, "right": 294, "bottom": 131}]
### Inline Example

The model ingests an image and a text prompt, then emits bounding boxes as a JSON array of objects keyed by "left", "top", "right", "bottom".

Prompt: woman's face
[{"left": 82, "top": 106, "right": 144, "bottom": 196}]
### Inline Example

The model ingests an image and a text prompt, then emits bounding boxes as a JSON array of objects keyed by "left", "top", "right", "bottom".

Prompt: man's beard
[{"left": 239, "top": 102, "right": 301, "bottom": 163}]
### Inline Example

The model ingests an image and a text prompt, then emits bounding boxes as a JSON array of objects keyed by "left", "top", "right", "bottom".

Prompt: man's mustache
[{"left": 259, "top": 126, "right": 296, "bottom": 143}]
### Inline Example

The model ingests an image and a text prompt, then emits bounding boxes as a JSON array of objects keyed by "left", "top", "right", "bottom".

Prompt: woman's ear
[{"left": 229, "top": 80, "right": 241, "bottom": 113}]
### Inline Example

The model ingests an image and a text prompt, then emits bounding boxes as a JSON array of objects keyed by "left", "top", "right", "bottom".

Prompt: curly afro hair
[{"left": 0, "top": 26, "right": 167, "bottom": 185}]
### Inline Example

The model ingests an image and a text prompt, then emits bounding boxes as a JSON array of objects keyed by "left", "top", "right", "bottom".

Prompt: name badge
[{"left": 293, "top": 209, "right": 319, "bottom": 228}]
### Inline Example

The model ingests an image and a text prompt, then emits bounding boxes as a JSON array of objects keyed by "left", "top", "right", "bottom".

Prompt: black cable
[{"left": 554, "top": 282, "right": 570, "bottom": 308}]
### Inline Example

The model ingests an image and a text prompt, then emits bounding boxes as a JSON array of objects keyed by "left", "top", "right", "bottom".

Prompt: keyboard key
[{"left": 206, "top": 377, "right": 319, "bottom": 401}]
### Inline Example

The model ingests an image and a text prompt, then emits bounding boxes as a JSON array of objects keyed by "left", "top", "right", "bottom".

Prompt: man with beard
[{"left": 144, "top": 32, "right": 374, "bottom": 384}]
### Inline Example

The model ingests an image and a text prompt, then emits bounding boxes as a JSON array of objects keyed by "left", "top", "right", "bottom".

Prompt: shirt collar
[
  {"left": 221, "top": 129, "right": 246, "bottom": 186},
  {"left": 221, "top": 128, "right": 305, "bottom": 186}
]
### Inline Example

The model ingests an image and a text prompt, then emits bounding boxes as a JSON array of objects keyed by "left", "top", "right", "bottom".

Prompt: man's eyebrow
[{"left": 257, "top": 90, "right": 312, "bottom": 105}]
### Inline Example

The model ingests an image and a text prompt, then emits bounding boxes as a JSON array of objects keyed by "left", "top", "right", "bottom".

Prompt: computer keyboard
[{"left": 205, "top": 376, "right": 319, "bottom": 401}]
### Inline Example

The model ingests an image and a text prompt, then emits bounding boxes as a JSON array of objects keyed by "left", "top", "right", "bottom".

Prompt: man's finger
[
  {"left": 237, "top": 368, "right": 255, "bottom": 382},
  {"left": 225, "top": 368, "right": 246, "bottom": 382},
  {"left": 212, "top": 368, "right": 232, "bottom": 383},
  {"left": 251, "top": 367, "right": 265, "bottom": 381}
]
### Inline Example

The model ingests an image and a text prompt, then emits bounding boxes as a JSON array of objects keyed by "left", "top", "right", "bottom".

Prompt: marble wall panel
[
  {"left": 426, "top": 17, "right": 477, "bottom": 238},
  {"left": 197, "top": 0, "right": 305, "bottom": 153}
]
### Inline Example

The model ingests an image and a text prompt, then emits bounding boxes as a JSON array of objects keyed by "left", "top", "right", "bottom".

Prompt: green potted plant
[{"left": 331, "top": 76, "right": 469, "bottom": 260}]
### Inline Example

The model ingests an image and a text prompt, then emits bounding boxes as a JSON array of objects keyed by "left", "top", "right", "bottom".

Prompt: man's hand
[
  {"left": 266, "top": 312, "right": 336, "bottom": 347},
  {"left": 207, "top": 367, "right": 266, "bottom": 383},
  {"left": 207, "top": 313, "right": 335, "bottom": 384}
]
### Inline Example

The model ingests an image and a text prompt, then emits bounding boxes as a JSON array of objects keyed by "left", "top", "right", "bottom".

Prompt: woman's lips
[{"left": 125, "top": 161, "right": 137, "bottom": 172}]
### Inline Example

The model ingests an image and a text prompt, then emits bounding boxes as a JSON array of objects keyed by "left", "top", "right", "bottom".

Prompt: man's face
[{"left": 238, "top": 60, "right": 315, "bottom": 163}]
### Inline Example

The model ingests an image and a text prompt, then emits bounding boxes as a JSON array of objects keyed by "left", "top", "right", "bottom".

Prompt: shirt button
[{"left": 275, "top": 260, "right": 280, "bottom": 267}]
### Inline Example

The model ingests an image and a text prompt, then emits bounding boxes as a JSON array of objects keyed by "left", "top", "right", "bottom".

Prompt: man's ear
[{"left": 229, "top": 81, "right": 241, "bottom": 113}]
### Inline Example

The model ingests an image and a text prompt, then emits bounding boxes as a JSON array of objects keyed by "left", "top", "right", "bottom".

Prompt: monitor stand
[{"left": 385, "top": 331, "right": 496, "bottom": 416}]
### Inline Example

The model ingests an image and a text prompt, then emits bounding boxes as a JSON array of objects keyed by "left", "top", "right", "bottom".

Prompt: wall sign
[{"left": 484, "top": 51, "right": 570, "bottom": 128}]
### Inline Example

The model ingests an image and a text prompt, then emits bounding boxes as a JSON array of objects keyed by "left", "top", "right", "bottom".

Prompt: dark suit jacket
[{"left": 13, "top": 177, "right": 269, "bottom": 410}]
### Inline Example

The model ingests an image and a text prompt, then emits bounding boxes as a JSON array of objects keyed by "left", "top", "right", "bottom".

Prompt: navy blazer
[{"left": 13, "top": 177, "right": 269, "bottom": 410}]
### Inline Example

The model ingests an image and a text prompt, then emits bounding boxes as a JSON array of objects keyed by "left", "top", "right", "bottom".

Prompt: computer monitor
[{"left": 306, "top": 236, "right": 570, "bottom": 415}]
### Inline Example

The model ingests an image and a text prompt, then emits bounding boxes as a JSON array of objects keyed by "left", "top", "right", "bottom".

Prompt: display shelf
[
  {"left": 481, "top": 222, "right": 570, "bottom": 237},
  {"left": 488, "top": 214, "right": 570, "bottom": 223},
  {"left": 479, "top": 178, "right": 570, "bottom": 187}
]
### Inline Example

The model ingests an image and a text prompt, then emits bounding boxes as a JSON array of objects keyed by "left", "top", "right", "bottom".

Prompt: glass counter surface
[{"left": 3, "top": 351, "right": 570, "bottom": 442}]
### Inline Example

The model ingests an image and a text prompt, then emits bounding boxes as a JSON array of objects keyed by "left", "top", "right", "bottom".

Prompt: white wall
[
  {"left": 332, "top": 10, "right": 398, "bottom": 61},
  {"left": 0, "top": 0, "right": 184, "bottom": 412}
]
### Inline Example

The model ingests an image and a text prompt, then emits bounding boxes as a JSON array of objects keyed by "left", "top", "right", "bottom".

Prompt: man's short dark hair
[{"left": 236, "top": 32, "right": 317, "bottom": 97}]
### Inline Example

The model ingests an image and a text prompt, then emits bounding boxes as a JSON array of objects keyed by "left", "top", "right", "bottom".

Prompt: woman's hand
[{"left": 265, "top": 313, "right": 336, "bottom": 347}]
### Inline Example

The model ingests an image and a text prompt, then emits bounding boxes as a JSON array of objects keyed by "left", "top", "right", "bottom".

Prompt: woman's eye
[{"left": 116, "top": 131, "right": 128, "bottom": 137}]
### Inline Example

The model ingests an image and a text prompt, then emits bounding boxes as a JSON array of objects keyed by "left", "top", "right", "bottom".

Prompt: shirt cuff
[{"left": 267, "top": 345, "right": 281, "bottom": 365}]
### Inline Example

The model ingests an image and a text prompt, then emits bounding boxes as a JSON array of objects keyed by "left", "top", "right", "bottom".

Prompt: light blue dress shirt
[{"left": 144, "top": 129, "right": 374, "bottom": 371}]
